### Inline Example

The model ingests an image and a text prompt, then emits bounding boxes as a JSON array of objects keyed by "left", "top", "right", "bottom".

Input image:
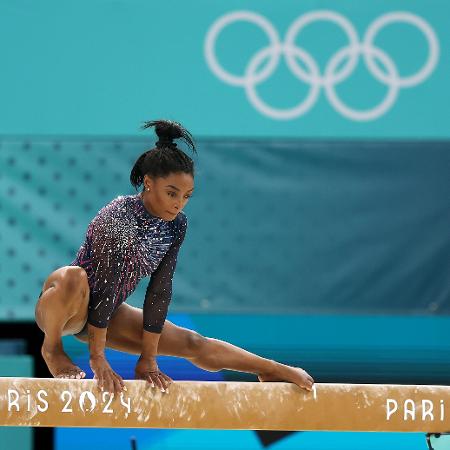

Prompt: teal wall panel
[{"left": 0, "top": 138, "right": 448, "bottom": 319}]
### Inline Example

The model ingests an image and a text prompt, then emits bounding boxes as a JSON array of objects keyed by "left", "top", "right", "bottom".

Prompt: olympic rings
[{"left": 204, "top": 10, "right": 439, "bottom": 121}]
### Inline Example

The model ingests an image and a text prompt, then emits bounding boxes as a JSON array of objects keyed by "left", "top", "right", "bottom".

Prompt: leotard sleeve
[
  {"left": 85, "top": 213, "right": 124, "bottom": 329},
  {"left": 142, "top": 214, "right": 188, "bottom": 333}
]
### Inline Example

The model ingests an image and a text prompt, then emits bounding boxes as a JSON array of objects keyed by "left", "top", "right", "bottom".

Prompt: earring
[{"left": 146, "top": 188, "right": 150, "bottom": 191}]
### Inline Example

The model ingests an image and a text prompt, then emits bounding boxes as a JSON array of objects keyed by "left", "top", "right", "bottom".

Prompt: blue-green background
[
  {"left": 0, "top": 1, "right": 449, "bottom": 450},
  {"left": 0, "top": 0, "right": 448, "bottom": 137}
]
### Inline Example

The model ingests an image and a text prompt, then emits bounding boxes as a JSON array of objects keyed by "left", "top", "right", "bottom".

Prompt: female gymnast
[{"left": 35, "top": 119, "right": 315, "bottom": 395}]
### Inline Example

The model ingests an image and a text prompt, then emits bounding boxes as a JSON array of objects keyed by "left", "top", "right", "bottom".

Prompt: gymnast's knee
[
  {"left": 186, "top": 332, "right": 221, "bottom": 371},
  {"left": 185, "top": 330, "right": 209, "bottom": 354},
  {"left": 62, "top": 266, "right": 89, "bottom": 299}
]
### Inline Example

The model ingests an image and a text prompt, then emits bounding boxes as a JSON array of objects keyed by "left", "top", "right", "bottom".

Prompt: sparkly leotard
[{"left": 69, "top": 193, "right": 187, "bottom": 333}]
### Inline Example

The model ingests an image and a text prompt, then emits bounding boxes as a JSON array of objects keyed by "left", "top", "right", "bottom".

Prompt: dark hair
[{"left": 130, "top": 119, "right": 197, "bottom": 191}]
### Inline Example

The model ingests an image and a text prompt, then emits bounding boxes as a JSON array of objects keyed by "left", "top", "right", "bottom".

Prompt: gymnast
[{"left": 35, "top": 119, "right": 315, "bottom": 395}]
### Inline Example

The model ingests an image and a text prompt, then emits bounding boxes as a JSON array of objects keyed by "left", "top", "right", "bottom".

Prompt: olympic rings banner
[
  {"left": 205, "top": 10, "right": 439, "bottom": 123},
  {"left": 0, "top": 0, "right": 449, "bottom": 137}
]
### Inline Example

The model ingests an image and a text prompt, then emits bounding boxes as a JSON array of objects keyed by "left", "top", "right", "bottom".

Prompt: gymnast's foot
[
  {"left": 41, "top": 345, "right": 86, "bottom": 379},
  {"left": 258, "top": 361, "right": 314, "bottom": 391}
]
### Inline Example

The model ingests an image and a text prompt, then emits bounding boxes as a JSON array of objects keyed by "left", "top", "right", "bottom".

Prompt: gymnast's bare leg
[
  {"left": 35, "top": 266, "right": 89, "bottom": 379},
  {"left": 75, "top": 303, "right": 315, "bottom": 391}
]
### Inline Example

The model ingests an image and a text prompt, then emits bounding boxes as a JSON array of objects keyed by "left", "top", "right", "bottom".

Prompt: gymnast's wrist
[
  {"left": 89, "top": 353, "right": 106, "bottom": 361},
  {"left": 138, "top": 353, "right": 156, "bottom": 362}
]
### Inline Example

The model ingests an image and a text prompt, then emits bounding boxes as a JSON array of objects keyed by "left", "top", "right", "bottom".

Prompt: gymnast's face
[{"left": 142, "top": 172, "right": 194, "bottom": 221}]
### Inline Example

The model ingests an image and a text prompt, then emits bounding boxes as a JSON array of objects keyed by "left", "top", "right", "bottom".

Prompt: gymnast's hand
[
  {"left": 90, "top": 355, "right": 125, "bottom": 395},
  {"left": 134, "top": 356, "right": 172, "bottom": 393}
]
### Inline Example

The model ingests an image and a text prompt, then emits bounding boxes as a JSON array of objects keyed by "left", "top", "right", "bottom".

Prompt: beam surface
[{"left": 0, "top": 377, "right": 449, "bottom": 431}]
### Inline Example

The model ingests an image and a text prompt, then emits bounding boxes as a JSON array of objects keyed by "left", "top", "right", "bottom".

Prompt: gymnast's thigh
[
  {"left": 105, "top": 303, "right": 200, "bottom": 358},
  {"left": 75, "top": 302, "right": 201, "bottom": 358}
]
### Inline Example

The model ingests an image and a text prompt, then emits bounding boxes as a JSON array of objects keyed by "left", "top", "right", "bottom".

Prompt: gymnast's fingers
[
  {"left": 94, "top": 374, "right": 103, "bottom": 393},
  {"left": 148, "top": 373, "right": 164, "bottom": 392},
  {"left": 157, "top": 374, "right": 169, "bottom": 391},
  {"left": 111, "top": 373, "right": 123, "bottom": 395},
  {"left": 161, "top": 372, "right": 173, "bottom": 385},
  {"left": 116, "top": 373, "right": 125, "bottom": 391},
  {"left": 95, "top": 374, "right": 104, "bottom": 393}
]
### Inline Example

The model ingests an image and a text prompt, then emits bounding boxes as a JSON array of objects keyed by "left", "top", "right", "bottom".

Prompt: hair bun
[
  {"left": 153, "top": 120, "right": 183, "bottom": 141},
  {"left": 141, "top": 119, "right": 195, "bottom": 151}
]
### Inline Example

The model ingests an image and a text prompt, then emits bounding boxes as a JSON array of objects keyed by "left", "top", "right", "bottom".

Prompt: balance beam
[{"left": 0, "top": 377, "right": 449, "bottom": 431}]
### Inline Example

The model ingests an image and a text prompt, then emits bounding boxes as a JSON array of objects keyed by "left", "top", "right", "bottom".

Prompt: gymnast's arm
[
  {"left": 84, "top": 219, "right": 125, "bottom": 395},
  {"left": 135, "top": 215, "right": 188, "bottom": 390}
]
